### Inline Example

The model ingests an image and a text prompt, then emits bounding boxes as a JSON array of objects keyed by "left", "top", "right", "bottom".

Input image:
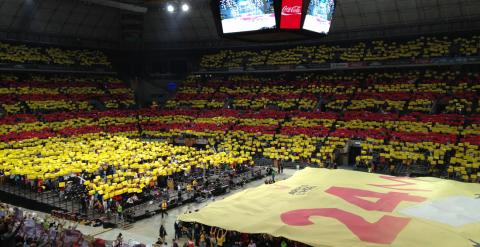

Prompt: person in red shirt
[
  {"left": 187, "top": 237, "right": 195, "bottom": 247},
  {"left": 240, "top": 233, "right": 249, "bottom": 246}
]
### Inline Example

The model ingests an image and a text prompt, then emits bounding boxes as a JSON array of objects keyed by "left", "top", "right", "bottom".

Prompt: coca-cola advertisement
[
  {"left": 280, "top": 0, "right": 303, "bottom": 29},
  {"left": 303, "top": 0, "right": 335, "bottom": 33},
  {"left": 220, "top": 0, "right": 275, "bottom": 33}
]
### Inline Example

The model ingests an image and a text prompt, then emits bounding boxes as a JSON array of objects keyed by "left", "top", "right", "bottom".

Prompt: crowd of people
[
  {"left": 0, "top": 202, "right": 105, "bottom": 247},
  {"left": 0, "top": 74, "right": 135, "bottom": 114},
  {"left": 200, "top": 35, "right": 480, "bottom": 69},
  {"left": 0, "top": 42, "right": 111, "bottom": 67},
  {"left": 0, "top": 134, "right": 251, "bottom": 202},
  {"left": 163, "top": 221, "right": 311, "bottom": 247},
  {"left": 0, "top": 39, "right": 479, "bottom": 246},
  {"left": 0, "top": 68, "right": 479, "bottom": 221}
]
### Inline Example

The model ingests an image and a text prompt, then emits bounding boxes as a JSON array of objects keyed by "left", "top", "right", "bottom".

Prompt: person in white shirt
[{"left": 126, "top": 197, "right": 134, "bottom": 205}]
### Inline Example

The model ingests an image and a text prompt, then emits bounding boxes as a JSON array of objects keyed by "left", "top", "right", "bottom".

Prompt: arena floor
[{"left": 72, "top": 168, "right": 297, "bottom": 245}]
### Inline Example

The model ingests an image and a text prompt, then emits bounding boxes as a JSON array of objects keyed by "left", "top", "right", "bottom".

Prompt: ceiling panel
[
  {"left": 68, "top": 13, "right": 84, "bottom": 24},
  {"left": 45, "top": 23, "right": 62, "bottom": 33},
  {"left": 396, "top": 0, "right": 416, "bottom": 10},
  {"left": 439, "top": 4, "right": 461, "bottom": 19},
  {"left": 76, "top": 25, "right": 93, "bottom": 37},
  {"left": 1, "top": 0, "right": 23, "bottom": 12},
  {"left": 399, "top": 10, "right": 420, "bottom": 23},
  {"left": 33, "top": 8, "right": 54, "bottom": 22},
  {"left": 29, "top": 21, "right": 46, "bottom": 32},
  {"left": 380, "top": 10, "right": 400, "bottom": 24},
  {"left": 375, "top": 0, "right": 396, "bottom": 12},
  {"left": 423, "top": 7, "right": 440, "bottom": 20}
]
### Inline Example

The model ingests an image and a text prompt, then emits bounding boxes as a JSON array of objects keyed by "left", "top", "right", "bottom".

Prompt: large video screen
[
  {"left": 220, "top": 0, "right": 276, "bottom": 34},
  {"left": 303, "top": 0, "right": 335, "bottom": 34}
]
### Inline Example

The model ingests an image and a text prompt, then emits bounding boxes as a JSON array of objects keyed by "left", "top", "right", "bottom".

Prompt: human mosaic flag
[{"left": 179, "top": 168, "right": 480, "bottom": 247}]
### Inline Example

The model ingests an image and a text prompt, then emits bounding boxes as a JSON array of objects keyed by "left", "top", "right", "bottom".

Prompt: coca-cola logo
[{"left": 281, "top": 5, "right": 302, "bottom": 16}]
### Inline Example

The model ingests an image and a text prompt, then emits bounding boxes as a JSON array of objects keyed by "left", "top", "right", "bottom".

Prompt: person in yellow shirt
[
  {"left": 209, "top": 227, "right": 217, "bottom": 247},
  {"left": 192, "top": 179, "right": 198, "bottom": 190},
  {"left": 186, "top": 184, "right": 193, "bottom": 192},
  {"left": 167, "top": 178, "right": 174, "bottom": 191},
  {"left": 216, "top": 229, "right": 227, "bottom": 247},
  {"left": 199, "top": 230, "right": 206, "bottom": 247},
  {"left": 160, "top": 200, "right": 168, "bottom": 219}
]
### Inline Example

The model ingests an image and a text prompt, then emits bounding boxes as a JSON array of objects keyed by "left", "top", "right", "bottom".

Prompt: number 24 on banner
[{"left": 281, "top": 186, "right": 427, "bottom": 244}]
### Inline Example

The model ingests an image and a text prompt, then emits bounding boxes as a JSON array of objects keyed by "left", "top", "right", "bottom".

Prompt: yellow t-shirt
[{"left": 217, "top": 234, "right": 226, "bottom": 246}]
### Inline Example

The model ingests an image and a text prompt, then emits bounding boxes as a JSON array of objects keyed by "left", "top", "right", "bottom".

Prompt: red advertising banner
[{"left": 280, "top": 0, "right": 303, "bottom": 29}]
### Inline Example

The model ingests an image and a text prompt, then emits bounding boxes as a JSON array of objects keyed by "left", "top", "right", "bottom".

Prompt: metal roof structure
[
  {"left": 0, "top": 0, "right": 120, "bottom": 43},
  {"left": 0, "top": 0, "right": 479, "bottom": 49}
]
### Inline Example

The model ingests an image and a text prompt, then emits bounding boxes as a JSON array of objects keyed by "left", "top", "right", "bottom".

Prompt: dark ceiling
[{"left": 1, "top": 0, "right": 480, "bottom": 49}]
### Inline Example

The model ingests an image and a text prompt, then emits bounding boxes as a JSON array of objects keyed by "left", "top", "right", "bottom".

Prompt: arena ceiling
[{"left": 0, "top": 0, "right": 480, "bottom": 49}]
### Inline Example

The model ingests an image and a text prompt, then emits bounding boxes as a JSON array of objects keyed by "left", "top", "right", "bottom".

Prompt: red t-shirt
[{"left": 241, "top": 233, "right": 249, "bottom": 245}]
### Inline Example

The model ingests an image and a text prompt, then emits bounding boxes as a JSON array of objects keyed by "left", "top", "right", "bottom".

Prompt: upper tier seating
[
  {"left": 0, "top": 42, "right": 111, "bottom": 67},
  {"left": 200, "top": 35, "right": 480, "bottom": 70}
]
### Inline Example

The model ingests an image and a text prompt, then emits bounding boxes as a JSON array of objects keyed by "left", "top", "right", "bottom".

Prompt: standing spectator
[
  {"left": 159, "top": 224, "right": 167, "bottom": 242},
  {"left": 172, "top": 238, "right": 179, "bottom": 247},
  {"left": 192, "top": 179, "right": 198, "bottom": 190},
  {"left": 80, "top": 196, "right": 88, "bottom": 214},
  {"left": 88, "top": 195, "right": 94, "bottom": 210},
  {"left": 216, "top": 229, "right": 227, "bottom": 247},
  {"left": 0, "top": 217, "right": 24, "bottom": 246},
  {"left": 174, "top": 221, "right": 181, "bottom": 240},
  {"left": 102, "top": 200, "right": 108, "bottom": 214},
  {"left": 275, "top": 159, "right": 281, "bottom": 174},
  {"left": 114, "top": 233, "right": 123, "bottom": 247},
  {"left": 160, "top": 200, "right": 168, "bottom": 219},
  {"left": 177, "top": 189, "right": 183, "bottom": 204},
  {"left": 116, "top": 203, "right": 123, "bottom": 221},
  {"left": 194, "top": 223, "right": 201, "bottom": 245},
  {"left": 209, "top": 227, "right": 217, "bottom": 247},
  {"left": 126, "top": 196, "right": 135, "bottom": 206},
  {"left": 187, "top": 237, "right": 195, "bottom": 247},
  {"left": 199, "top": 230, "right": 206, "bottom": 247}
]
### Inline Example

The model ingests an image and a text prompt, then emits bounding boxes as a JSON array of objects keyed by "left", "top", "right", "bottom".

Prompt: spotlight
[
  {"left": 181, "top": 3, "right": 189, "bottom": 12},
  {"left": 167, "top": 4, "right": 175, "bottom": 12}
]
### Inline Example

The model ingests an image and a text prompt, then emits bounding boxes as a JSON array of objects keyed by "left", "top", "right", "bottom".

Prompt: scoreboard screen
[
  {"left": 220, "top": 0, "right": 276, "bottom": 33},
  {"left": 213, "top": 0, "right": 336, "bottom": 41},
  {"left": 303, "top": 0, "right": 335, "bottom": 34}
]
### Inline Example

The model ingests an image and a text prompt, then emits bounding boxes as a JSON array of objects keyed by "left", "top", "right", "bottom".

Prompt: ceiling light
[
  {"left": 167, "top": 4, "right": 175, "bottom": 12},
  {"left": 181, "top": 3, "right": 189, "bottom": 12}
]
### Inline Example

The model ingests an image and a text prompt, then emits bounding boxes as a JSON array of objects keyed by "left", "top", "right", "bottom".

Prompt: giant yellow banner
[{"left": 178, "top": 168, "right": 480, "bottom": 247}]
